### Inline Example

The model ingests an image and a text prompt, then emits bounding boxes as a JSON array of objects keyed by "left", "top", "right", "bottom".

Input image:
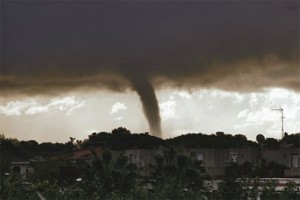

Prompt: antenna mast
[{"left": 272, "top": 107, "right": 284, "bottom": 138}]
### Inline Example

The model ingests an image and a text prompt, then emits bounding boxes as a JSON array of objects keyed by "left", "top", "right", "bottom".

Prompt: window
[
  {"left": 197, "top": 154, "right": 203, "bottom": 161},
  {"left": 12, "top": 166, "right": 21, "bottom": 174},
  {"left": 290, "top": 154, "right": 299, "bottom": 168}
]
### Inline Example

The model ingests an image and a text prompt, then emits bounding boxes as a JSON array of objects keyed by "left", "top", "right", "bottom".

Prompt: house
[
  {"left": 123, "top": 147, "right": 259, "bottom": 177},
  {"left": 124, "top": 148, "right": 159, "bottom": 171},
  {"left": 10, "top": 161, "right": 34, "bottom": 180},
  {"left": 261, "top": 147, "right": 300, "bottom": 177},
  {"left": 185, "top": 147, "right": 259, "bottom": 177},
  {"left": 69, "top": 146, "right": 102, "bottom": 166},
  {"left": 183, "top": 147, "right": 300, "bottom": 178},
  {"left": 69, "top": 146, "right": 300, "bottom": 178}
]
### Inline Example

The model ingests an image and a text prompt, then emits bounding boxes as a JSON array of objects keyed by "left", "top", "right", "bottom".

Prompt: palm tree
[
  {"left": 148, "top": 147, "right": 209, "bottom": 199},
  {"left": 89, "top": 150, "right": 138, "bottom": 198}
]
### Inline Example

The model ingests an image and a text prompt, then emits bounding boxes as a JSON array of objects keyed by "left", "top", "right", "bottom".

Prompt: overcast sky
[{"left": 1, "top": 1, "right": 299, "bottom": 142}]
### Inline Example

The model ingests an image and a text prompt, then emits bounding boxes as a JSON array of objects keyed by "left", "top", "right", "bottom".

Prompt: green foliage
[
  {"left": 260, "top": 180, "right": 280, "bottom": 200},
  {"left": 264, "top": 138, "right": 280, "bottom": 150},
  {"left": 218, "top": 165, "right": 245, "bottom": 200},
  {"left": 88, "top": 150, "right": 138, "bottom": 198},
  {"left": 1, "top": 178, "right": 38, "bottom": 200},
  {"left": 83, "top": 128, "right": 262, "bottom": 150},
  {"left": 2, "top": 130, "right": 300, "bottom": 199},
  {"left": 280, "top": 181, "right": 300, "bottom": 200},
  {"left": 31, "top": 159, "right": 64, "bottom": 182},
  {"left": 282, "top": 133, "right": 300, "bottom": 147},
  {"left": 82, "top": 129, "right": 164, "bottom": 150},
  {"left": 147, "top": 146, "right": 210, "bottom": 199},
  {"left": 0, "top": 135, "right": 74, "bottom": 161},
  {"left": 224, "top": 160, "right": 287, "bottom": 178},
  {"left": 166, "top": 132, "right": 257, "bottom": 148},
  {"left": 111, "top": 127, "right": 131, "bottom": 135},
  {"left": 243, "top": 178, "right": 260, "bottom": 200}
]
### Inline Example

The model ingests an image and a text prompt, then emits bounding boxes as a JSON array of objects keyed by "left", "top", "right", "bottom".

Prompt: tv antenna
[{"left": 272, "top": 107, "right": 285, "bottom": 138}]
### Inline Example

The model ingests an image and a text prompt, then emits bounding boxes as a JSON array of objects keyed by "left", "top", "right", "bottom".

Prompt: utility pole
[{"left": 272, "top": 107, "right": 284, "bottom": 138}]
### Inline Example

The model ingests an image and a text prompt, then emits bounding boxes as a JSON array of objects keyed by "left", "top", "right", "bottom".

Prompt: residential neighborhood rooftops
[{"left": 70, "top": 147, "right": 101, "bottom": 160}]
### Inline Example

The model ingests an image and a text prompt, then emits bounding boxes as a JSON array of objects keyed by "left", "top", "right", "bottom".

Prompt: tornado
[
  {"left": 2, "top": 1, "right": 299, "bottom": 137},
  {"left": 128, "top": 76, "right": 162, "bottom": 137}
]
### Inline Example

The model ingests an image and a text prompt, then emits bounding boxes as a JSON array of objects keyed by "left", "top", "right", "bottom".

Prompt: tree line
[{"left": 1, "top": 128, "right": 299, "bottom": 160}]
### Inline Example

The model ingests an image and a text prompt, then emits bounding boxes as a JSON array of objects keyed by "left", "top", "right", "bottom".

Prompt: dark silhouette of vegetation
[
  {"left": 80, "top": 150, "right": 139, "bottom": 199},
  {"left": 1, "top": 129, "right": 300, "bottom": 199},
  {"left": 218, "top": 166, "right": 245, "bottom": 200},
  {"left": 4, "top": 129, "right": 296, "bottom": 159},
  {"left": 82, "top": 128, "right": 163, "bottom": 150},
  {"left": 146, "top": 147, "right": 210, "bottom": 199},
  {"left": 111, "top": 127, "right": 131, "bottom": 135},
  {"left": 166, "top": 132, "right": 257, "bottom": 148},
  {"left": 264, "top": 138, "right": 280, "bottom": 150},
  {"left": 282, "top": 133, "right": 300, "bottom": 147}
]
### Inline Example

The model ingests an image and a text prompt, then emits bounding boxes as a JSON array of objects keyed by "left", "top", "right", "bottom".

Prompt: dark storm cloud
[{"left": 1, "top": 1, "right": 299, "bottom": 136}]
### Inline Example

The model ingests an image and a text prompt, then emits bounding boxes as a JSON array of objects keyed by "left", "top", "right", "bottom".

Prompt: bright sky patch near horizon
[{"left": 1, "top": 87, "right": 299, "bottom": 142}]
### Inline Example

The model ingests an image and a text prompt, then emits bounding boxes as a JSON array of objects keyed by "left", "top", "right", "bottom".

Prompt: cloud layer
[
  {"left": 2, "top": 2, "right": 299, "bottom": 91},
  {"left": 0, "top": 96, "right": 85, "bottom": 116},
  {"left": 110, "top": 102, "right": 128, "bottom": 114},
  {"left": 1, "top": 1, "right": 299, "bottom": 137}
]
